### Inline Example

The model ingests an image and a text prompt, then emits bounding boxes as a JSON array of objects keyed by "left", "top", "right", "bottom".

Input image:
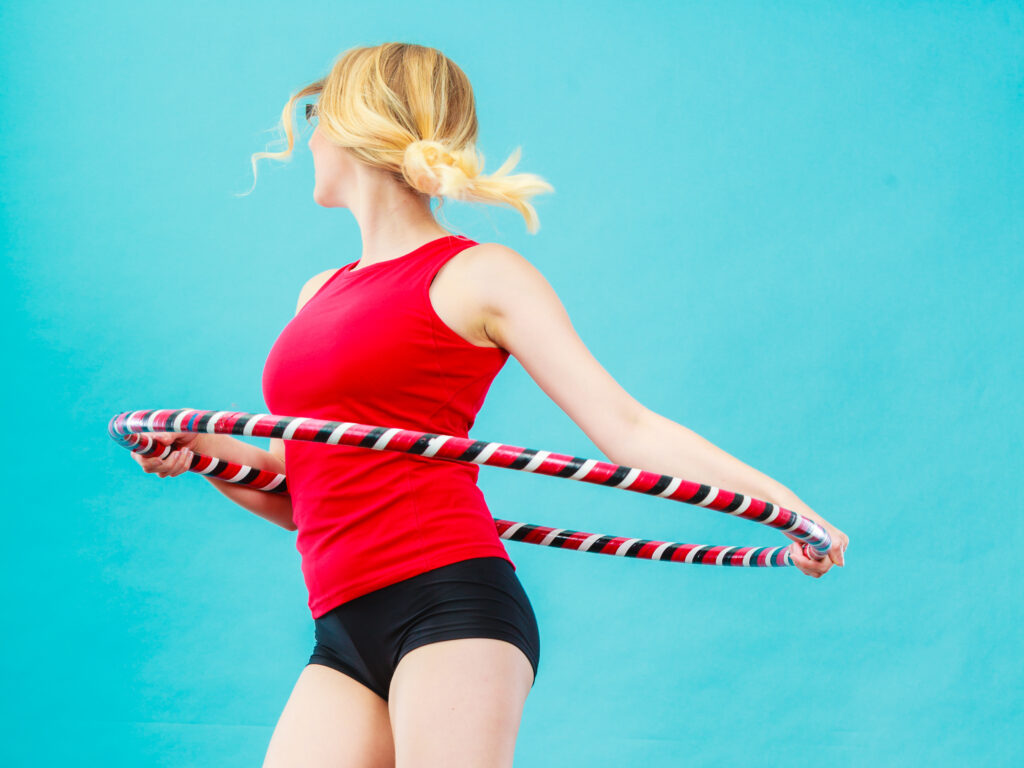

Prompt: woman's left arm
[{"left": 465, "top": 244, "right": 847, "bottom": 573}]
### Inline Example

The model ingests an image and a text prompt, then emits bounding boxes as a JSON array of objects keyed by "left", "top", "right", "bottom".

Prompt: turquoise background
[{"left": 2, "top": 1, "right": 1021, "bottom": 765}]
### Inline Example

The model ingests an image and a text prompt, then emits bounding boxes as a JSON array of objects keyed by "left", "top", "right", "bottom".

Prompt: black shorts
[{"left": 307, "top": 556, "right": 540, "bottom": 702}]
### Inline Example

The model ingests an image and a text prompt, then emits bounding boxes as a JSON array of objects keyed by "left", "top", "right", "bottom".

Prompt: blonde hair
[{"left": 243, "top": 42, "right": 554, "bottom": 233}]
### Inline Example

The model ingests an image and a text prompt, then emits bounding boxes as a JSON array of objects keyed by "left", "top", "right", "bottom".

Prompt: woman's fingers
[
  {"left": 785, "top": 532, "right": 831, "bottom": 576},
  {"left": 132, "top": 447, "right": 194, "bottom": 478},
  {"left": 791, "top": 521, "right": 848, "bottom": 569},
  {"left": 152, "top": 432, "right": 200, "bottom": 452},
  {"left": 807, "top": 545, "right": 832, "bottom": 576},
  {"left": 166, "top": 450, "right": 182, "bottom": 477},
  {"left": 823, "top": 527, "right": 845, "bottom": 567},
  {"left": 830, "top": 541, "right": 846, "bottom": 567},
  {"left": 788, "top": 542, "right": 812, "bottom": 576},
  {"left": 164, "top": 448, "right": 193, "bottom": 477},
  {"left": 154, "top": 451, "right": 175, "bottom": 477},
  {"left": 828, "top": 527, "right": 849, "bottom": 567},
  {"left": 157, "top": 450, "right": 179, "bottom": 478},
  {"left": 790, "top": 542, "right": 832, "bottom": 578}
]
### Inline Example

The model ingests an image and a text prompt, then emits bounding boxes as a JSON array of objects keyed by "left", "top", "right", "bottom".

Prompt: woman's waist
[
  {"left": 294, "top": 490, "right": 499, "bottom": 551},
  {"left": 291, "top": 469, "right": 489, "bottom": 523}
]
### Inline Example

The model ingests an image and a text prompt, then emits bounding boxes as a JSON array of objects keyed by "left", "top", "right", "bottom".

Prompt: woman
[{"left": 133, "top": 42, "right": 849, "bottom": 768}]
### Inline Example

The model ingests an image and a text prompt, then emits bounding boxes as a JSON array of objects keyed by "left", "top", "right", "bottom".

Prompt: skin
[{"left": 135, "top": 116, "right": 850, "bottom": 767}]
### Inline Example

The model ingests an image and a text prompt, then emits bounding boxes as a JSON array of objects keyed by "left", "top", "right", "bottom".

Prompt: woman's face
[{"left": 308, "top": 124, "right": 358, "bottom": 208}]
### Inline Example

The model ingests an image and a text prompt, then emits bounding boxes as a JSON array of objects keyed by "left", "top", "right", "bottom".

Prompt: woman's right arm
[{"left": 136, "top": 433, "right": 296, "bottom": 531}]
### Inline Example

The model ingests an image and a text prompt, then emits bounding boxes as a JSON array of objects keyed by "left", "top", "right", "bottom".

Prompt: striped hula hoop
[{"left": 108, "top": 408, "right": 831, "bottom": 567}]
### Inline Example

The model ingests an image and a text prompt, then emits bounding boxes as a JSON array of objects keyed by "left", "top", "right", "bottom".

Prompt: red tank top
[{"left": 261, "top": 235, "right": 514, "bottom": 618}]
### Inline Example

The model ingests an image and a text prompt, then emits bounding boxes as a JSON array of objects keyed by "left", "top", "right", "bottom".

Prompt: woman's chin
[{"left": 312, "top": 187, "right": 348, "bottom": 209}]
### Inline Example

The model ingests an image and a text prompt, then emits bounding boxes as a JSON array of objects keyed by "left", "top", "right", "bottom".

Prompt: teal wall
[{"left": 2, "top": 1, "right": 1021, "bottom": 765}]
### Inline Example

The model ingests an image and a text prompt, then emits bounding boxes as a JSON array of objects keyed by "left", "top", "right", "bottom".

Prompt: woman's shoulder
[
  {"left": 294, "top": 267, "right": 345, "bottom": 314},
  {"left": 437, "top": 241, "right": 557, "bottom": 347},
  {"left": 455, "top": 241, "right": 552, "bottom": 300},
  {"left": 436, "top": 240, "right": 546, "bottom": 310},
  {"left": 302, "top": 267, "right": 343, "bottom": 292},
  {"left": 452, "top": 241, "right": 538, "bottom": 283}
]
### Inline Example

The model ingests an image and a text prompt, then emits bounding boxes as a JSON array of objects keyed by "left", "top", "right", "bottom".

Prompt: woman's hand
[
  {"left": 130, "top": 429, "right": 204, "bottom": 479},
  {"left": 777, "top": 496, "right": 849, "bottom": 578}
]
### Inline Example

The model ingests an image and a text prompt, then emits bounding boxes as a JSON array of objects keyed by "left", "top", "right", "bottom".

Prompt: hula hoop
[{"left": 108, "top": 408, "right": 831, "bottom": 567}]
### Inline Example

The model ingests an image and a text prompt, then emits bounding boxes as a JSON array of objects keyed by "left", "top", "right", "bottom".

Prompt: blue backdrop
[{"left": 2, "top": 1, "right": 1021, "bottom": 765}]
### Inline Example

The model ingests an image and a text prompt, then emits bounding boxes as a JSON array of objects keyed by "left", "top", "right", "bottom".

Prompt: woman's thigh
[
  {"left": 384, "top": 557, "right": 540, "bottom": 768},
  {"left": 262, "top": 663, "right": 395, "bottom": 768},
  {"left": 388, "top": 637, "right": 534, "bottom": 768}
]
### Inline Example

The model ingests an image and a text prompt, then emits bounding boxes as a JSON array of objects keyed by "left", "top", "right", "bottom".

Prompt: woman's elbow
[{"left": 592, "top": 401, "right": 648, "bottom": 463}]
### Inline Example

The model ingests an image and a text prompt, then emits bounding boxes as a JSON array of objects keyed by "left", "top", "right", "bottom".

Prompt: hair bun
[
  {"left": 403, "top": 139, "right": 478, "bottom": 198},
  {"left": 409, "top": 139, "right": 456, "bottom": 167}
]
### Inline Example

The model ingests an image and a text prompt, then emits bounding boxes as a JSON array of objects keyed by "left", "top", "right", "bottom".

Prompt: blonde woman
[{"left": 134, "top": 42, "right": 848, "bottom": 768}]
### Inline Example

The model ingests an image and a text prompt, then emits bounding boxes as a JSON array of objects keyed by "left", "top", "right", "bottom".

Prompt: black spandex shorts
[{"left": 306, "top": 556, "right": 540, "bottom": 702}]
